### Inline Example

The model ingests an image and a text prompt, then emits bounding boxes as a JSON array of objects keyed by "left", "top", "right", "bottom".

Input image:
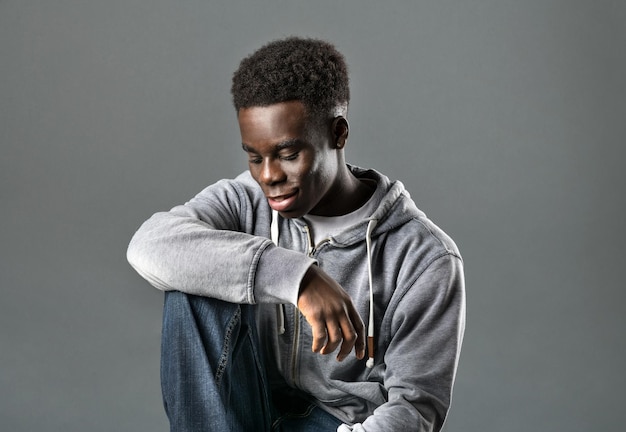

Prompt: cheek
[
  {"left": 287, "top": 154, "right": 318, "bottom": 182},
  {"left": 311, "top": 153, "right": 335, "bottom": 184},
  {"left": 300, "top": 159, "right": 326, "bottom": 188}
]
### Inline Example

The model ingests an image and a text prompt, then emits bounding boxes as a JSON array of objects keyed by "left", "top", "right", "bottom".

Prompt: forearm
[{"left": 127, "top": 207, "right": 314, "bottom": 305}]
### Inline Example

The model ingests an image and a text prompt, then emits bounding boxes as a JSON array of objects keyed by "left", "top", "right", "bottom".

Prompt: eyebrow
[{"left": 241, "top": 139, "right": 301, "bottom": 153}]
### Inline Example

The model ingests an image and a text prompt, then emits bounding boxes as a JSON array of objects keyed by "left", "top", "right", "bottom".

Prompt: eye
[
  {"left": 280, "top": 152, "right": 299, "bottom": 161},
  {"left": 248, "top": 157, "right": 262, "bottom": 165}
]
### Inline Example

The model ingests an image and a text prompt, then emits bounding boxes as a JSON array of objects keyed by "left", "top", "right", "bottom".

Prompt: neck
[{"left": 312, "top": 165, "right": 375, "bottom": 217}]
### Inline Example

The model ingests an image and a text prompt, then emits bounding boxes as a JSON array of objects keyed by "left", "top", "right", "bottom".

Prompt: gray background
[{"left": 1, "top": 1, "right": 624, "bottom": 431}]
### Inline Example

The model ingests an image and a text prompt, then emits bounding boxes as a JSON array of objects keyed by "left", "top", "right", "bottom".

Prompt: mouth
[{"left": 267, "top": 190, "right": 298, "bottom": 212}]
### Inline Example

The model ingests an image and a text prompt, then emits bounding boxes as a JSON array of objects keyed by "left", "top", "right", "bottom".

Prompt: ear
[{"left": 331, "top": 116, "right": 349, "bottom": 149}]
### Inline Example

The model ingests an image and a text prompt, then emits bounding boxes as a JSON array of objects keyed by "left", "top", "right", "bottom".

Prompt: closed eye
[{"left": 280, "top": 152, "right": 299, "bottom": 161}]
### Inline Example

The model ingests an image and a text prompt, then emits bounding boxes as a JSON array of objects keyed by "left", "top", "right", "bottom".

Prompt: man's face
[{"left": 238, "top": 100, "right": 341, "bottom": 219}]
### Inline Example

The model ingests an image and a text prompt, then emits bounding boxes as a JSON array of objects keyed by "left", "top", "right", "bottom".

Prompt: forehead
[{"left": 237, "top": 101, "right": 310, "bottom": 145}]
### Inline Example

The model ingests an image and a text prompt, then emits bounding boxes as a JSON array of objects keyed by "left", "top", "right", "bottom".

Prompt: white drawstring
[
  {"left": 271, "top": 209, "right": 280, "bottom": 248},
  {"left": 271, "top": 210, "right": 378, "bottom": 366},
  {"left": 271, "top": 210, "right": 286, "bottom": 335},
  {"left": 365, "top": 219, "right": 378, "bottom": 368}
]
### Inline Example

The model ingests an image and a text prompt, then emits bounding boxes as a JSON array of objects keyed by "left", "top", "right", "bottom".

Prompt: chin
[{"left": 279, "top": 209, "right": 304, "bottom": 219}]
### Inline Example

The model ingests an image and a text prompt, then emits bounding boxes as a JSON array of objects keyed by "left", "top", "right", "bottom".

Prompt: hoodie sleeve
[
  {"left": 346, "top": 253, "right": 466, "bottom": 432},
  {"left": 126, "top": 177, "right": 315, "bottom": 306}
]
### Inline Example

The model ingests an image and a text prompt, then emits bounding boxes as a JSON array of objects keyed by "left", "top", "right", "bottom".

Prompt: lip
[{"left": 267, "top": 190, "right": 298, "bottom": 212}]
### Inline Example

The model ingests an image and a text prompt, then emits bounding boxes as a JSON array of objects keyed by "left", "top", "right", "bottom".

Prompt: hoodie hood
[{"left": 303, "top": 165, "right": 422, "bottom": 247}]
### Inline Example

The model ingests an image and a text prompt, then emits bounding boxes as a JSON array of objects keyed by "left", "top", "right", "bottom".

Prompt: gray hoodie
[{"left": 127, "top": 165, "right": 465, "bottom": 431}]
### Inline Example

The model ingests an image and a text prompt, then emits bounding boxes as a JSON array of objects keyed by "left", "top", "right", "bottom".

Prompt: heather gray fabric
[{"left": 127, "top": 165, "right": 465, "bottom": 430}]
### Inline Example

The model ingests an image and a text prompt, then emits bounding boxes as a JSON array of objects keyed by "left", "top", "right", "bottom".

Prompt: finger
[
  {"left": 310, "top": 320, "right": 327, "bottom": 353},
  {"left": 348, "top": 307, "right": 366, "bottom": 360},
  {"left": 335, "top": 313, "right": 358, "bottom": 361},
  {"left": 321, "top": 320, "right": 343, "bottom": 355}
]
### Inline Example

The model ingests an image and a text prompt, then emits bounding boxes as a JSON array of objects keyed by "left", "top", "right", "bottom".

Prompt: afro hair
[{"left": 231, "top": 37, "right": 350, "bottom": 120}]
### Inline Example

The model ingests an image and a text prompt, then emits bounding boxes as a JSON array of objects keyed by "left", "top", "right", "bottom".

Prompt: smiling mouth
[{"left": 267, "top": 191, "right": 298, "bottom": 212}]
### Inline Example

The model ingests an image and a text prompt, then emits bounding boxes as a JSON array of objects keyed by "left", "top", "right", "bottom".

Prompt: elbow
[
  {"left": 126, "top": 231, "right": 144, "bottom": 272},
  {"left": 126, "top": 231, "right": 169, "bottom": 291}
]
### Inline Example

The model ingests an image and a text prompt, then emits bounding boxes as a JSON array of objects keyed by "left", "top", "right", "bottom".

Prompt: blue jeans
[{"left": 161, "top": 291, "right": 343, "bottom": 432}]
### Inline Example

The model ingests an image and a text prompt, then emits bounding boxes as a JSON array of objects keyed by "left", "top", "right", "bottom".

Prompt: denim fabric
[
  {"left": 161, "top": 291, "right": 272, "bottom": 431},
  {"left": 273, "top": 403, "right": 343, "bottom": 431},
  {"left": 161, "top": 291, "right": 342, "bottom": 432}
]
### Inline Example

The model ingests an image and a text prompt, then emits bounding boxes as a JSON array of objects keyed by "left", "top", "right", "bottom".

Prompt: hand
[{"left": 297, "top": 265, "right": 366, "bottom": 362}]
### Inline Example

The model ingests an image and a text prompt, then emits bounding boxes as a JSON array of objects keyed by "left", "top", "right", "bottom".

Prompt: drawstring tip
[
  {"left": 276, "top": 304, "right": 286, "bottom": 335},
  {"left": 366, "top": 336, "right": 375, "bottom": 368}
]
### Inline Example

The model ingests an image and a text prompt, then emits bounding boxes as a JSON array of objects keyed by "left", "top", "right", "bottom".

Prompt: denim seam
[
  {"left": 271, "top": 402, "right": 316, "bottom": 431},
  {"left": 214, "top": 305, "right": 241, "bottom": 389}
]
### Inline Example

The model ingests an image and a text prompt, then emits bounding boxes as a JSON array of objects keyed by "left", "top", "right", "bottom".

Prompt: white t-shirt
[{"left": 303, "top": 186, "right": 378, "bottom": 246}]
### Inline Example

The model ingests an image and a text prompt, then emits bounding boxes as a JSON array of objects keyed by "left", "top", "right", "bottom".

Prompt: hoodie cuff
[{"left": 253, "top": 244, "right": 316, "bottom": 306}]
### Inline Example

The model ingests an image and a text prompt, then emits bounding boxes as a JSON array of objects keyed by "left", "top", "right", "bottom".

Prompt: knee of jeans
[
  {"left": 163, "top": 290, "right": 189, "bottom": 307},
  {"left": 164, "top": 290, "right": 220, "bottom": 312},
  {"left": 163, "top": 291, "right": 206, "bottom": 325},
  {"left": 164, "top": 291, "right": 246, "bottom": 327}
]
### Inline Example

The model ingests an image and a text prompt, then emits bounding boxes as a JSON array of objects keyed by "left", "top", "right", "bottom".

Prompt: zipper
[
  {"left": 303, "top": 225, "right": 332, "bottom": 256},
  {"left": 303, "top": 225, "right": 314, "bottom": 255},
  {"left": 289, "top": 224, "right": 332, "bottom": 387},
  {"left": 290, "top": 305, "right": 301, "bottom": 387}
]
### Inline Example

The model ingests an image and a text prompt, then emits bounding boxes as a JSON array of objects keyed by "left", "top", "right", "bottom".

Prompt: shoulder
[
  {"left": 380, "top": 191, "right": 462, "bottom": 281},
  {"left": 410, "top": 210, "right": 461, "bottom": 260}
]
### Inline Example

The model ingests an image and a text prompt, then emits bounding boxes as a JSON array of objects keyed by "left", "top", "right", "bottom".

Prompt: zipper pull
[{"left": 303, "top": 225, "right": 314, "bottom": 256}]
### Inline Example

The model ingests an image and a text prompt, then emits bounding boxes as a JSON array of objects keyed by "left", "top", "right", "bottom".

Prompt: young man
[{"left": 127, "top": 37, "right": 465, "bottom": 431}]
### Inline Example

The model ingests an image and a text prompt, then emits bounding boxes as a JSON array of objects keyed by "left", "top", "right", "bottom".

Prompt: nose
[{"left": 259, "top": 159, "right": 286, "bottom": 186}]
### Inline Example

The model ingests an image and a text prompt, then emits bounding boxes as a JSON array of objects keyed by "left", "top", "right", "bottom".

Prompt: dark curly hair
[{"left": 231, "top": 37, "right": 350, "bottom": 121}]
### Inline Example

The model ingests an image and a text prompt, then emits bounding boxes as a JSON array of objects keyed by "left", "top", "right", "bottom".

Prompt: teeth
[{"left": 270, "top": 193, "right": 293, "bottom": 202}]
